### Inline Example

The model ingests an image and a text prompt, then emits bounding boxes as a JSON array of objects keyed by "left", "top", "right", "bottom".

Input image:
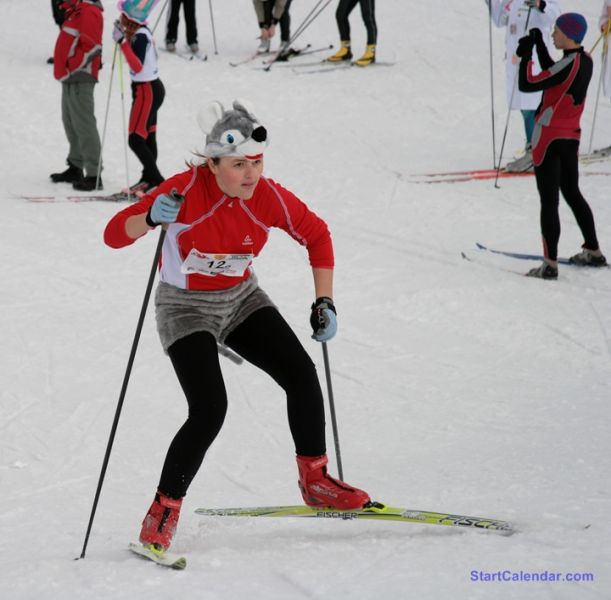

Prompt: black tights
[
  {"left": 336, "top": 0, "right": 377, "bottom": 45},
  {"left": 158, "top": 307, "right": 326, "bottom": 498},
  {"left": 534, "top": 139, "right": 599, "bottom": 261}
]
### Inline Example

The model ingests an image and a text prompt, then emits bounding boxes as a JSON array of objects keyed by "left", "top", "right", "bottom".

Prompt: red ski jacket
[
  {"left": 104, "top": 166, "right": 335, "bottom": 291},
  {"left": 54, "top": 0, "right": 103, "bottom": 83},
  {"left": 519, "top": 46, "right": 592, "bottom": 166}
]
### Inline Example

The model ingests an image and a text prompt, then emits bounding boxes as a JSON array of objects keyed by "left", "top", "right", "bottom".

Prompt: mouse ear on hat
[
  {"left": 197, "top": 101, "right": 225, "bottom": 135},
  {"left": 233, "top": 99, "right": 257, "bottom": 118}
]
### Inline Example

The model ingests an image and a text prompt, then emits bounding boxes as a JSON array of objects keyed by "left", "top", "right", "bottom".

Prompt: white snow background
[{"left": 1, "top": 0, "right": 610, "bottom": 598}]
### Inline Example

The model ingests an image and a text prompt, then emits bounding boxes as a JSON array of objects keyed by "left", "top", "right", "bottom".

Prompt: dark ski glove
[
  {"left": 525, "top": 0, "right": 546, "bottom": 12},
  {"left": 310, "top": 297, "right": 337, "bottom": 342},
  {"left": 516, "top": 34, "right": 535, "bottom": 60},
  {"left": 529, "top": 27, "right": 544, "bottom": 48}
]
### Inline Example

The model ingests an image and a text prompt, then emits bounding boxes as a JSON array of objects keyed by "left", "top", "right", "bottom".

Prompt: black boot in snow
[
  {"left": 72, "top": 175, "right": 103, "bottom": 191},
  {"left": 50, "top": 163, "right": 83, "bottom": 183}
]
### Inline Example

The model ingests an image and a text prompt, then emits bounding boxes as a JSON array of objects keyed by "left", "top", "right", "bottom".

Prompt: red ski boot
[
  {"left": 139, "top": 490, "right": 183, "bottom": 551},
  {"left": 296, "top": 454, "right": 370, "bottom": 510}
]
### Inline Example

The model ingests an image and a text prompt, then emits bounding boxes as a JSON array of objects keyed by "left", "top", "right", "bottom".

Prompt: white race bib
[{"left": 180, "top": 249, "right": 253, "bottom": 277}]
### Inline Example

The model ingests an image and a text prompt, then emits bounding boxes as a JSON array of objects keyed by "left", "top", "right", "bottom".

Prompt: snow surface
[{"left": 1, "top": 1, "right": 611, "bottom": 598}]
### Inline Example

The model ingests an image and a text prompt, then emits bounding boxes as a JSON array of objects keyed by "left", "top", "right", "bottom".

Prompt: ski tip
[{"left": 128, "top": 542, "right": 187, "bottom": 570}]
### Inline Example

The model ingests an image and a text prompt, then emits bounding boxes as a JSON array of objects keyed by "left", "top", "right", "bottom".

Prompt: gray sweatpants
[{"left": 61, "top": 81, "right": 102, "bottom": 176}]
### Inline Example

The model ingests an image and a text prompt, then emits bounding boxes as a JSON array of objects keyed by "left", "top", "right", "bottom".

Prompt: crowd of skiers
[{"left": 48, "top": 0, "right": 378, "bottom": 195}]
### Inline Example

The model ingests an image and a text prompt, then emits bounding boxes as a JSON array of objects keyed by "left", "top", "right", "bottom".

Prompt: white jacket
[
  {"left": 488, "top": 0, "right": 561, "bottom": 110},
  {"left": 600, "top": 0, "right": 611, "bottom": 96}
]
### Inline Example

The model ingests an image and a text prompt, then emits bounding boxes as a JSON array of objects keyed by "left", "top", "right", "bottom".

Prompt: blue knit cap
[{"left": 556, "top": 13, "right": 588, "bottom": 44}]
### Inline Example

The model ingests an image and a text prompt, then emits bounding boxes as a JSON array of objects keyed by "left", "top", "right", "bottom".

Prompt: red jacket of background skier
[{"left": 53, "top": 0, "right": 103, "bottom": 83}]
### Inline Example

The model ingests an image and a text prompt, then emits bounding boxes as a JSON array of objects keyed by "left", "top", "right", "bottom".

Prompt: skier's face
[
  {"left": 209, "top": 156, "right": 264, "bottom": 199},
  {"left": 552, "top": 26, "right": 574, "bottom": 50}
]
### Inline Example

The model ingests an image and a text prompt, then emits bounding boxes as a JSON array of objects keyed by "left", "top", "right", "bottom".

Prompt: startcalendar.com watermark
[{"left": 470, "top": 570, "right": 594, "bottom": 583}]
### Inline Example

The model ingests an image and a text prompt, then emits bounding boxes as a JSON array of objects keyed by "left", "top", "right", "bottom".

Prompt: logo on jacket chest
[{"left": 242, "top": 234, "right": 254, "bottom": 246}]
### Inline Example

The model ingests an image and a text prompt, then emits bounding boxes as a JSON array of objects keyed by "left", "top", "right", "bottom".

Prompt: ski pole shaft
[
  {"left": 494, "top": 7, "right": 532, "bottom": 188},
  {"left": 78, "top": 225, "right": 169, "bottom": 559},
  {"left": 264, "top": 0, "right": 332, "bottom": 71},
  {"left": 587, "top": 22, "right": 611, "bottom": 153},
  {"left": 208, "top": 0, "right": 218, "bottom": 55},
  {"left": 96, "top": 43, "right": 119, "bottom": 191},
  {"left": 118, "top": 51, "right": 131, "bottom": 201},
  {"left": 487, "top": 1, "right": 497, "bottom": 169},
  {"left": 589, "top": 31, "right": 605, "bottom": 55},
  {"left": 321, "top": 341, "right": 343, "bottom": 480},
  {"left": 151, "top": 0, "right": 170, "bottom": 34},
  {"left": 289, "top": 0, "right": 325, "bottom": 41}
]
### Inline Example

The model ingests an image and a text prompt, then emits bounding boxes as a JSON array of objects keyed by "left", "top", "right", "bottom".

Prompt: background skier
[
  {"left": 488, "top": 0, "right": 561, "bottom": 172},
  {"left": 517, "top": 14, "right": 607, "bottom": 279}
]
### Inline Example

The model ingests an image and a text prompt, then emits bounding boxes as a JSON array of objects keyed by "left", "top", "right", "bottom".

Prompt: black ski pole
[
  {"left": 321, "top": 341, "right": 343, "bottom": 480},
  {"left": 77, "top": 191, "right": 183, "bottom": 560},
  {"left": 208, "top": 0, "right": 219, "bottom": 55}
]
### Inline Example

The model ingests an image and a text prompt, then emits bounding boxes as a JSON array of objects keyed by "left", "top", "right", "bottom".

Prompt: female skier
[
  {"left": 113, "top": 11, "right": 165, "bottom": 195},
  {"left": 104, "top": 100, "right": 371, "bottom": 552}
]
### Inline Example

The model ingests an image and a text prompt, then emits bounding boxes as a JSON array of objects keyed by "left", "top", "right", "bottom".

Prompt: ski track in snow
[{"left": 2, "top": 0, "right": 611, "bottom": 598}]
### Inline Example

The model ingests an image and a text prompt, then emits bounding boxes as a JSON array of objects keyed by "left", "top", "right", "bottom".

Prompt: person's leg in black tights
[
  {"left": 158, "top": 330, "right": 227, "bottom": 498},
  {"left": 558, "top": 140, "right": 600, "bottom": 251},
  {"left": 225, "top": 307, "right": 326, "bottom": 457}
]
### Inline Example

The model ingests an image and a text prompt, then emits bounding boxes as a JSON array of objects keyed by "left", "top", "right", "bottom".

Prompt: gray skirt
[{"left": 155, "top": 274, "right": 276, "bottom": 352}]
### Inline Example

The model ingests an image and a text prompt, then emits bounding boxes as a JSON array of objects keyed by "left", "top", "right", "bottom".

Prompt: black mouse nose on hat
[{"left": 251, "top": 126, "right": 267, "bottom": 142}]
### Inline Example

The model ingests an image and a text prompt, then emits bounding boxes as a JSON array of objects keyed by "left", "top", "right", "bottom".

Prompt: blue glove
[
  {"left": 146, "top": 193, "right": 182, "bottom": 227},
  {"left": 310, "top": 297, "right": 337, "bottom": 342},
  {"left": 112, "top": 20, "right": 125, "bottom": 44}
]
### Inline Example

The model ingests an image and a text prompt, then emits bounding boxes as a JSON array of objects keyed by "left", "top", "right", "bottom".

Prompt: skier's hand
[
  {"left": 310, "top": 297, "right": 337, "bottom": 342},
  {"left": 146, "top": 193, "right": 182, "bottom": 227},
  {"left": 516, "top": 34, "right": 534, "bottom": 59},
  {"left": 113, "top": 20, "right": 125, "bottom": 44},
  {"left": 529, "top": 27, "right": 544, "bottom": 46},
  {"left": 525, "top": 0, "right": 546, "bottom": 11}
]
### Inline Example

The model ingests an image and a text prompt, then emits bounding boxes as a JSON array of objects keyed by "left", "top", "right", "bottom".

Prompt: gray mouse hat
[{"left": 198, "top": 99, "right": 269, "bottom": 158}]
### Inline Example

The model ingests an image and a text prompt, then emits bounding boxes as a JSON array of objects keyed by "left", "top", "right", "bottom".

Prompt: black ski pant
[
  {"left": 534, "top": 139, "right": 600, "bottom": 261},
  {"left": 158, "top": 307, "right": 327, "bottom": 499},
  {"left": 263, "top": 0, "right": 293, "bottom": 43},
  {"left": 166, "top": 0, "right": 198, "bottom": 45},
  {"left": 336, "top": 0, "right": 377, "bottom": 45},
  {"left": 128, "top": 79, "right": 165, "bottom": 186}
]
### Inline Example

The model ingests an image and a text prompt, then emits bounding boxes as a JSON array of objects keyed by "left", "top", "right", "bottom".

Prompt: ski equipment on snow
[
  {"left": 128, "top": 542, "right": 187, "bottom": 569},
  {"left": 475, "top": 242, "right": 573, "bottom": 265},
  {"left": 195, "top": 501, "right": 514, "bottom": 533},
  {"left": 410, "top": 168, "right": 611, "bottom": 184}
]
